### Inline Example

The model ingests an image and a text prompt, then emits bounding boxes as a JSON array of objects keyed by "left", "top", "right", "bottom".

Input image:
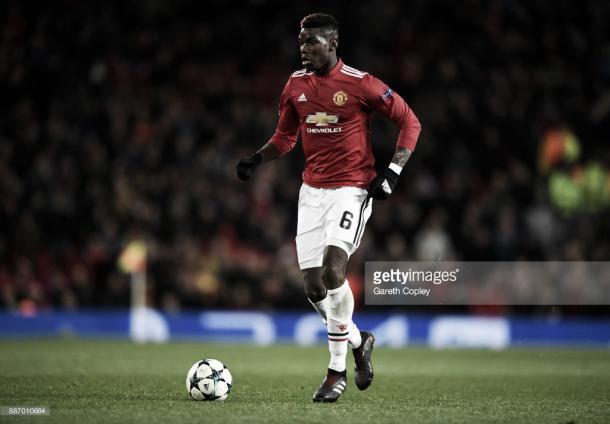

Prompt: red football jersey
[{"left": 268, "top": 59, "right": 421, "bottom": 189}]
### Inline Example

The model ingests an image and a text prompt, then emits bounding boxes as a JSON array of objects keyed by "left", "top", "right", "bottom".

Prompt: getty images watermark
[
  {"left": 1, "top": 406, "right": 50, "bottom": 416},
  {"left": 372, "top": 267, "right": 460, "bottom": 297},
  {"left": 365, "top": 261, "right": 610, "bottom": 305}
]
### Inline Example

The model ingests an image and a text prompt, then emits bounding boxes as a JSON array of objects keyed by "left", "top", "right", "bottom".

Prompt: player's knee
[
  {"left": 302, "top": 268, "right": 326, "bottom": 302},
  {"left": 321, "top": 263, "right": 345, "bottom": 290},
  {"left": 304, "top": 285, "right": 326, "bottom": 303}
]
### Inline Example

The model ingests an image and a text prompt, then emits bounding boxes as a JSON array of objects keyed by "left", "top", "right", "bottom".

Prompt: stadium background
[{"left": 1, "top": 0, "right": 609, "bottom": 342}]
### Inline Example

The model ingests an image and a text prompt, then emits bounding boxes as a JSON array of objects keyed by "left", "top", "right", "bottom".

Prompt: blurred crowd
[{"left": 1, "top": 0, "right": 609, "bottom": 312}]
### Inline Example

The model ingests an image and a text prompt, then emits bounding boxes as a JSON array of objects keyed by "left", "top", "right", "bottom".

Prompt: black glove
[
  {"left": 236, "top": 152, "right": 263, "bottom": 181},
  {"left": 369, "top": 167, "right": 400, "bottom": 200}
]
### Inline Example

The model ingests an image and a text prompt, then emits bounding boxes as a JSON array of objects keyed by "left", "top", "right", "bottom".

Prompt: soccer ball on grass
[{"left": 186, "top": 359, "right": 233, "bottom": 401}]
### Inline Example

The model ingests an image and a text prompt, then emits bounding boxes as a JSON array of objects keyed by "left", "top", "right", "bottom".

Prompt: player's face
[{"left": 298, "top": 28, "right": 335, "bottom": 72}]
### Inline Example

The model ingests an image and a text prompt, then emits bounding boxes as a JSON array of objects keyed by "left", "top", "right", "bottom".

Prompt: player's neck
[{"left": 315, "top": 56, "right": 338, "bottom": 76}]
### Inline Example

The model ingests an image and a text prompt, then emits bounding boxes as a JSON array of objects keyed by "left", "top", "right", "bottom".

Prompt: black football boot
[
  {"left": 353, "top": 331, "right": 375, "bottom": 390},
  {"left": 312, "top": 368, "right": 348, "bottom": 402}
]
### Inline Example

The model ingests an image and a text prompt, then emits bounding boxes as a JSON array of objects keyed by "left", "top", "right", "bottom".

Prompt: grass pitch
[{"left": 0, "top": 340, "right": 608, "bottom": 423}]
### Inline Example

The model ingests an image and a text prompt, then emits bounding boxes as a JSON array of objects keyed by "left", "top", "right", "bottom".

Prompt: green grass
[{"left": 0, "top": 340, "right": 608, "bottom": 423}]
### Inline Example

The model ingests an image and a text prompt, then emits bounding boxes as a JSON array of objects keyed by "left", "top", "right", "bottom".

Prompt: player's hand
[
  {"left": 368, "top": 167, "right": 400, "bottom": 200},
  {"left": 236, "top": 152, "right": 263, "bottom": 181}
]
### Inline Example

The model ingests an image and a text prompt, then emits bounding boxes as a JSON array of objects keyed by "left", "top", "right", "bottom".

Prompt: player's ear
[{"left": 329, "top": 37, "right": 338, "bottom": 52}]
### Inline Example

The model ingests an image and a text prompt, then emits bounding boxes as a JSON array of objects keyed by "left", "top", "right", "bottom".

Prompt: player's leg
[
  {"left": 297, "top": 185, "right": 361, "bottom": 348},
  {"left": 325, "top": 188, "right": 374, "bottom": 391},
  {"left": 312, "top": 245, "right": 350, "bottom": 402},
  {"left": 313, "top": 187, "right": 374, "bottom": 402},
  {"left": 295, "top": 185, "right": 349, "bottom": 402}
]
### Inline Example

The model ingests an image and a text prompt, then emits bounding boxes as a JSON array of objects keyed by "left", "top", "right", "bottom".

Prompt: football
[{"left": 186, "top": 359, "right": 233, "bottom": 401}]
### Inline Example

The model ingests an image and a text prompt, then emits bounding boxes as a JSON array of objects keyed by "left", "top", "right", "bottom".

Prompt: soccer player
[{"left": 236, "top": 13, "right": 421, "bottom": 402}]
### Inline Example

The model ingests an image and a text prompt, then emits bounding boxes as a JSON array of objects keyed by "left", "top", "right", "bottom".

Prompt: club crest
[{"left": 333, "top": 91, "right": 348, "bottom": 106}]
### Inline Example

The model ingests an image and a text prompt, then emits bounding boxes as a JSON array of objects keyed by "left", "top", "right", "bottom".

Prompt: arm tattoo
[{"left": 391, "top": 147, "right": 412, "bottom": 167}]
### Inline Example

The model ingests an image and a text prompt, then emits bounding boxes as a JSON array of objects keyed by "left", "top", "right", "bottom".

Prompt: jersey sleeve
[
  {"left": 267, "top": 79, "right": 300, "bottom": 157},
  {"left": 362, "top": 75, "right": 421, "bottom": 151}
]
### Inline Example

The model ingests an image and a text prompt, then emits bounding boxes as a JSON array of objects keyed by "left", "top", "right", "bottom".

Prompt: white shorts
[{"left": 296, "top": 183, "right": 373, "bottom": 270}]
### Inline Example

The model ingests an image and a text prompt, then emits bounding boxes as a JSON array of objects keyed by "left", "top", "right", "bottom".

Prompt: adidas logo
[
  {"left": 333, "top": 381, "right": 346, "bottom": 394},
  {"left": 298, "top": 93, "right": 307, "bottom": 102}
]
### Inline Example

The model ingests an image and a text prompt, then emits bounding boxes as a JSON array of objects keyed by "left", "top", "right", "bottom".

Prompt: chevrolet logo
[{"left": 306, "top": 112, "right": 339, "bottom": 127}]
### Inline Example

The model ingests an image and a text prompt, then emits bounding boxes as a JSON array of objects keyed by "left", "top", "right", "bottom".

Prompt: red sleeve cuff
[{"left": 268, "top": 136, "right": 294, "bottom": 157}]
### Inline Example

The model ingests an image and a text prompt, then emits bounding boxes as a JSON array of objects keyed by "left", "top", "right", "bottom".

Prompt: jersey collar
[{"left": 316, "top": 58, "right": 343, "bottom": 78}]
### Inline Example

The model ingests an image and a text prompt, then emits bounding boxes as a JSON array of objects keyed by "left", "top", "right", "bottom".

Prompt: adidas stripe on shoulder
[
  {"left": 340, "top": 64, "right": 368, "bottom": 79},
  {"left": 291, "top": 69, "right": 313, "bottom": 78}
]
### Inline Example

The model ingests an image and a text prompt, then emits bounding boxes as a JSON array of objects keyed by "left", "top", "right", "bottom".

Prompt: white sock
[
  {"left": 326, "top": 280, "right": 358, "bottom": 372},
  {"left": 309, "top": 285, "right": 361, "bottom": 349},
  {"left": 349, "top": 321, "right": 362, "bottom": 349},
  {"left": 327, "top": 317, "right": 348, "bottom": 372}
]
